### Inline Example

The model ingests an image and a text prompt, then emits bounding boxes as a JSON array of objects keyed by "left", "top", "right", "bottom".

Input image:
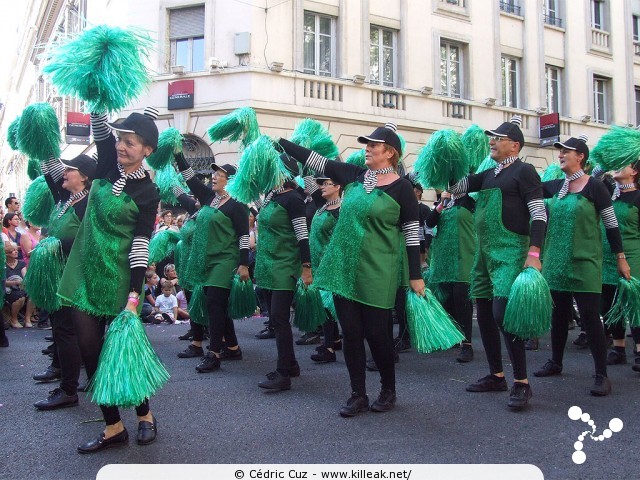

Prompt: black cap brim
[{"left": 553, "top": 141, "right": 576, "bottom": 150}]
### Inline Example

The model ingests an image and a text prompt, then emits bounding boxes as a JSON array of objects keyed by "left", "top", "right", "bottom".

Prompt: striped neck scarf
[
  {"left": 112, "top": 163, "right": 146, "bottom": 196},
  {"left": 317, "top": 198, "right": 341, "bottom": 214},
  {"left": 57, "top": 189, "right": 88, "bottom": 218},
  {"left": 263, "top": 185, "right": 287, "bottom": 208},
  {"left": 363, "top": 166, "right": 395, "bottom": 193},
  {"left": 612, "top": 183, "right": 637, "bottom": 201},
  {"left": 494, "top": 156, "right": 518, "bottom": 177},
  {"left": 210, "top": 193, "right": 229, "bottom": 209},
  {"left": 558, "top": 169, "right": 585, "bottom": 199},
  {"left": 444, "top": 192, "right": 466, "bottom": 210}
]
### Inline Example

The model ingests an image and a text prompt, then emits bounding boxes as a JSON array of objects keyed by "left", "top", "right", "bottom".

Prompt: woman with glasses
[{"left": 174, "top": 156, "right": 249, "bottom": 372}]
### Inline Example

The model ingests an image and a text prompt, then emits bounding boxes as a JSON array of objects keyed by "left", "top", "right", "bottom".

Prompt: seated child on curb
[{"left": 148, "top": 279, "right": 178, "bottom": 324}]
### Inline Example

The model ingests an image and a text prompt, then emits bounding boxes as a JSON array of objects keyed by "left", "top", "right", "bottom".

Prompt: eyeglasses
[
  {"left": 489, "top": 136, "right": 514, "bottom": 143},
  {"left": 212, "top": 172, "right": 228, "bottom": 179},
  {"left": 321, "top": 182, "right": 336, "bottom": 187}
]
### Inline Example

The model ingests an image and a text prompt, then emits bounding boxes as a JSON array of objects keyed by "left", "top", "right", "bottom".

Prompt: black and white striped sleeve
[
  {"left": 129, "top": 183, "right": 161, "bottom": 294},
  {"left": 402, "top": 221, "right": 421, "bottom": 248},
  {"left": 278, "top": 192, "right": 311, "bottom": 264},
  {"left": 396, "top": 182, "right": 422, "bottom": 280},
  {"left": 520, "top": 164, "right": 547, "bottom": 248},
  {"left": 592, "top": 179, "right": 624, "bottom": 253},
  {"left": 129, "top": 236, "right": 150, "bottom": 270},
  {"left": 91, "top": 112, "right": 117, "bottom": 179},
  {"left": 44, "top": 156, "right": 65, "bottom": 183},
  {"left": 227, "top": 201, "right": 250, "bottom": 266},
  {"left": 449, "top": 172, "right": 485, "bottom": 195},
  {"left": 90, "top": 112, "right": 111, "bottom": 141}
]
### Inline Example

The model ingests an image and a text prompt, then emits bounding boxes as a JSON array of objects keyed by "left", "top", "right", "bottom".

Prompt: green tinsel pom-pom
[
  {"left": 22, "top": 176, "right": 55, "bottom": 228},
  {"left": 154, "top": 164, "right": 189, "bottom": 205},
  {"left": 88, "top": 309, "right": 170, "bottom": 408},
  {"left": 17, "top": 103, "right": 61, "bottom": 160},
  {"left": 207, "top": 107, "right": 261, "bottom": 150},
  {"left": 227, "top": 135, "right": 286, "bottom": 203},
  {"left": 415, "top": 129, "right": 468, "bottom": 190},
  {"left": 541, "top": 163, "right": 564, "bottom": 181},
  {"left": 345, "top": 149, "right": 366, "bottom": 168},
  {"left": 422, "top": 267, "right": 448, "bottom": 304},
  {"left": 605, "top": 277, "right": 640, "bottom": 328},
  {"left": 7, "top": 116, "right": 20, "bottom": 151},
  {"left": 146, "top": 128, "right": 183, "bottom": 171},
  {"left": 228, "top": 274, "right": 257, "bottom": 319},
  {"left": 320, "top": 289, "right": 337, "bottom": 320},
  {"left": 461, "top": 125, "right": 490, "bottom": 174},
  {"left": 42, "top": 25, "right": 153, "bottom": 113},
  {"left": 27, "top": 158, "right": 43, "bottom": 180},
  {"left": 503, "top": 267, "right": 553, "bottom": 339},
  {"left": 293, "top": 279, "right": 326, "bottom": 333},
  {"left": 475, "top": 155, "right": 498, "bottom": 174},
  {"left": 290, "top": 119, "right": 339, "bottom": 160},
  {"left": 590, "top": 126, "right": 640, "bottom": 172},
  {"left": 189, "top": 285, "right": 209, "bottom": 326},
  {"left": 24, "top": 237, "right": 65, "bottom": 312},
  {"left": 406, "top": 290, "right": 465, "bottom": 353},
  {"left": 148, "top": 229, "right": 181, "bottom": 264}
]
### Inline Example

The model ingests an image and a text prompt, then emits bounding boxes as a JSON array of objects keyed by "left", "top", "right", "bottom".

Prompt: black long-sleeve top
[
  {"left": 278, "top": 138, "right": 422, "bottom": 280},
  {"left": 263, "top": 187, "right": 312, "bottom": 264},
  {"left": 91, "top": 113, "right": 160, "bottom": 294},
  {"left": 175, "top": 153, "right": 249, "bottom": 266},
  {"left": 543, "top": 177, "right": 624, "bottom": 254},
  {"left": 425, "top": 194, "right": 476, "bottom": 229},
  {"left": 450, "top": 159, "right": 547, "bottom": 248}
]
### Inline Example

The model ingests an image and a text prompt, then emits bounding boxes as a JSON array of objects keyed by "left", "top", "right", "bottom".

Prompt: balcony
[
  {"left": 543, "top": 14, "right": 562, "bottom": 28},
  {"left": 372, "top": 90, "right": 406, "bottom": 110},
  {"left": 590, "top": 28, "right": 611, "bottom": 54},
  {"left": 442, "top": 99, "right": 471, "bottom": 120},
  {"left": 635, "top": 42, "right": 640, "bottom": 56},
  {"left": 499, "top": 1, "right": 521, "bottom": 16},
  {"left": 303, "top": 79, "right": 343, "bottom": 102}
]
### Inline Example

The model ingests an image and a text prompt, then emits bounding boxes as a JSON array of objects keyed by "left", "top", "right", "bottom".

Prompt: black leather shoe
[
  {"left": 456, "top": 344, "right": 474, "bottom": 363},
  {"left": 606, "top": 349, "right": 627, "bottom": 365},
  {"left": 508, "top": 382, "right": 532, "bottom": 410},
  {"left": 258, "top": 371, "right": 291, "bottom": 390},
  {"left": 44, "top": 335, "right": 54, "bottom": 342},
  {"left": 33, "top": 366, "right": 61, "bottom": 382},
  {"left": 590, "top": 374, "right": 612, "bottom": 396},
  {"left": 219, "top": 346, "right": 243, "bottom": 361},
  {"left": 632, "top": 356, "right": 640, "bottom": 373},
  {"left": 534, "top": 359, "right": 563, "bottom": 377},
  {"left": 137, "top": 416, "right": 158, "bottom": 445},
  {"left": 255, "top": 327, "right": 275, "bottom": 339},
  {"left": 178, "top": 329, "right": 193, "bottom": 341},
  {"left": 77, "top": 429, "right": 128, "bottom": 454},
  {"left": 310, "top": 346, "right": 336, "bottom": 363},
  {"left": 34, "top": 388, "right": 79, "bottom": 410},
  {"left": 196, "top": 352, "right": 221, "bottom": 373},
  {"left": 370, "top": 389, "right": 396, "bottom": 413},
  {"left": 466, "top": 374, "right": 508, "bottom": 392},
  {"left": 41, "top": 344, "right": 55, "bottom": 355},
  {"left": 339, "top": 393, "right": 369, "bottom": 417},
  {"left": 177, "top": 344, "right": 204, "bottom": 358}
]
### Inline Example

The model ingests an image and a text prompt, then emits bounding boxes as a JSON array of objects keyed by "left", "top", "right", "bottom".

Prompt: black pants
[
  {"left": 51, "top": 308, "right": 82, "bottom": 395},
  {"left": 67, "top": 307, "right": 150, "bottom": 425},
  {"left": 205, "top": 286, "right": 238, "bottom": 353},
  {"left": 255, "top": 286, "right": 271, "bottom": 319},
  {"left": 394, "top": 288, "right": 407, "bottom": 341},
  {"left": 476, "top": 297, "right": 527, "bottom": 380},
  {"left": 334, "top": 296, "right": 395, "bottom": 396},
  {"left": 602, "top": 284, "right": 640, "bottom": 344},
  {"left": 442, "top": 282, "right": 473, "bottom": 343},
  {"left": 267, "top": 289, "right": 296, "bottom": 374},
  {"left": 322, "top": 319, "right": 340, "bottom": 348},
  {"left": 551, "top": 291, "right": 607, "bottom": 376}
]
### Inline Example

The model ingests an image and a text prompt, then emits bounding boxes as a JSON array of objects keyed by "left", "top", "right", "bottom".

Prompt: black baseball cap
[
  {"left": 60, "top": 154, "right": 97, "bottom": 181},
  {"left": 485, "top": 115, "right": 525, "bottom": 150},
  {"left": 108, "top": 111, "right": 159, "bottom": 150},
  {"left": 211, "top": 163, "right": 238, "bottom": 177},
  {"left": 357, "top": 122, "right": 403, "bottom": 156},
  {"left": 315, "top": 176, "right": 340, "bottom": 185},
  {"left": 554, "top": 134, "right": 589, "bottom": 161}
]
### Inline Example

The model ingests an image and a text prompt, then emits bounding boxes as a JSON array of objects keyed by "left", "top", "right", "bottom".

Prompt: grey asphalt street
[{"left": 1, "top": 317, "right": 638, "bottom": 480}]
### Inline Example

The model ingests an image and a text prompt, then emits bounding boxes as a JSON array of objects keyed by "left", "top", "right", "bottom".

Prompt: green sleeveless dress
[
  {"left": 315, "top": 182, "right": 406, "bottom": 309},
  {"left": 602, "top": 200, "right": 640, "bottom": 285},
  {"left": 57, "top": 180, "right": 140, "bottom": 317},
  {"left": 429, "top": 205, "right": 476, "bottom": 284},
  {"left": 471, "top": 188, "right": 529, "bottom": 299},
  {"left": 175, "top": 215, "right": 198, "bottom": 292},
  {"left": 255, "top": 201, "right": 301, "bottom": 291},
  {"left": 542, "top": 193, "right": 602, "bottom": 293}
]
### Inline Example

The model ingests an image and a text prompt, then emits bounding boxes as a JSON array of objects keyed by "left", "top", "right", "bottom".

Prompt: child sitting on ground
[{"left": 148, "top": 279, "right": 178, "bottom": 324}]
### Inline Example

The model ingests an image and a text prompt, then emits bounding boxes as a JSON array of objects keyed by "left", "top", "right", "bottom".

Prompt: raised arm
[
  {"left": 91, "top": 113, "right": 118, "bottom": 179},
  {"left": 174, "top": 152, "right": 215, "bottom": 206}
]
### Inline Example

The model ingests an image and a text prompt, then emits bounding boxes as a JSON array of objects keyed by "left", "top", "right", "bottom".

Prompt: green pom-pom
[
  {"left": 461, "top": 125, "right": 490, "bottom": 174},
  {"left": 422, "top": 267, "right": 448, "bottom": 304},
  {"left": 24, "top": 237, "right": 64, "bottom": 312},
  {"left": 293, "top": 279, "right": 326, "bottom": 333},
  {"left": 474, "top": 155, "right": 498, "bottom": 174},
  {"left": 17, "top": 103, "right": 61, "bottom": 160},
  {"left": 22, "top": 176, "right": 55, "bottom": 227},
  {"left": 415, "top": 129, "right": 468, "bottom": 190},
  {"left": 290, "top": 119, "right": 339, "bottom": 160},
  {"left": 228, "top": 274, "right": 257, "bottom": 319},
  {"left": 149, "top": 229, "right": 181, "bottom": 264},
  {"left": 42, "top": 25, "right": 153, "bottom": 113},
  {"left": 406, "top": 290, "right": 465, "bottom": 353},
  {"left": 189, "top": 285, "right": 209, "bottom": 326},
  {"left": 590, "top": 126, "right": 640, "bottom": 172},
  {"left": 146, "top": 128, "right": 183, "bottom": 171},
  {"left": 7, "top": 116, "right": 20, "bottom": 151},
  {"left": 88, "top": 309, "right": 170, "bottom": 408},
  {"left": 155, "top": 164, "right": 189, "bottom": 205},
  {"left": 320, "top": 289, "right": 337, "bottom": 320},
  {"left": 207, "top": 107, "right": 261, "bottom": 150},
  {"left": 541, "top": 163, "right": 564, "bottom": 181},
  {"left": 503, "top": 267, "right": 553, "bottom": 339},
  {"left": 227, "top": 135, "right": 286, "bottom": 203},
  {"left": 605, "top": 277, "right": 640, "bottom": 328},
  {"left": 27, "top": 158, "right": 43, "bottom": 180},
  {"left": 398, "top": 133, "right": 407, "bottom": 157},
  {"left": 345, "top": 149, "right": 366, "bottom": 168}
]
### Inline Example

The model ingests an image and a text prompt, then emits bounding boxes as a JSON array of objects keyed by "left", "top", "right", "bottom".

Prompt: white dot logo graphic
[{"left": 568, "top": 406, "right": 623, "bottom": 464}]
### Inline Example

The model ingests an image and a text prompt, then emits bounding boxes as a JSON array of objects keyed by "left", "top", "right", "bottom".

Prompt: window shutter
[{"left": 170, "top": 5, "right": 205, "bottom": 39}]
